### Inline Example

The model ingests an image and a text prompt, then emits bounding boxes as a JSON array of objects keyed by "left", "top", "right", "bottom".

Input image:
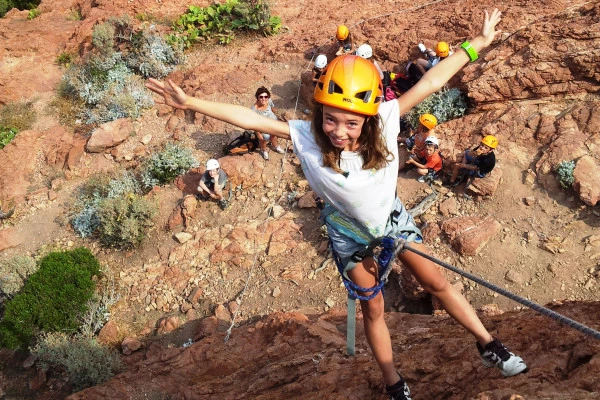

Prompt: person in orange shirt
[{"left": 405, "top": 136, "right": 443, "bottom": 183}]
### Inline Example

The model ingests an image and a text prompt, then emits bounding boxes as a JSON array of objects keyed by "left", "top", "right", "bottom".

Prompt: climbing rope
[{"left": 394, "top": 237, "right": 600, "bottom": 341}]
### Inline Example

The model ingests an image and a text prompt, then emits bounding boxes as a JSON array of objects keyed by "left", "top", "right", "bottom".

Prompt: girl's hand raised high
[
  {"left": 481, "top": 9, "right": 502, "bottom": 47},
  {"left": 145, "top": 78, "right": 189, "bottom": 110}
]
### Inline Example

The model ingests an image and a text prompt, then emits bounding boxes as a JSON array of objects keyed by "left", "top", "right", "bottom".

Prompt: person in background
[
  {"left": 312, "top": 54, "right": 328, "bottom": 84},
  {"left": 251, "top": 86, "right": 285, "bottom": 160},
  {"left": 415, "top": 41, "right": 453, "bottom": 76},
  {"left": 405, "top": 136, "right": 443, "bottom": 183},
  {"left": 445, "top": 135, "right": 498, "bottom": 187},
  {"left": 335, "top": 24, "right": 354, "bottom": 56},
  {"left": 197, "top": 158, "right": 229, "bottom": 209}
]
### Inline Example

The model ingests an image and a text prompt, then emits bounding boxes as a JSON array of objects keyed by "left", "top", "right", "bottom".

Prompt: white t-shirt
[{"left": 289, "top": 100, "right": 400, "bottom": 237}]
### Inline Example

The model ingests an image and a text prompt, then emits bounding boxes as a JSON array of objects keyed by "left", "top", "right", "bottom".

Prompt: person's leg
[
  {"left": 270, "top": 136, "right": 284, "bottom": 153},
  {"left": 347, "top": 257, "right": 399, "bottom": 386},
  {"left": 255, "top": 132, "right": 269, "bottom": 159},
  {"left": 397, "top": 243, "right": 493, "bottom": 345},
  {"left": 415, "top": 58, "right": 428, "bottom": 75}
]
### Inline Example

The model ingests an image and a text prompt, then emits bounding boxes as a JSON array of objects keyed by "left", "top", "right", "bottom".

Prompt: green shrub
[
  {"left": 79, "top": 268, "right": 119, "bottom": 338},
  {"left": 556, "top": 160, "right": 576, "bottom": 188},
  {"left": 0, "top": 255, "right": 38, "bottom": 298},
  {"left": 26, "top": 7, "right": 39, "bottom": 19},
  {"left": 168, "top": 0, "right": 281, "bottom": 47},
  {"left": 0, "top": 248, "right": 100, "bottom": 349},
  {"left": 141, "top": 142, "right": 199, "bottom": 188},
  {"left": 0, "top": 126, "right": 18, "bottom": 149},
  {"left": 71, "top": 171, "right": 143, "bottom": 239},
  {"left": 32, "top": 332, "right": 121, "bottom": 390},
  {"left": 56, "top": 52, "right": 74, "bottom": 67},
  {"left": 59, "top": 16, "right": 183, "bottom": 124},
  {"left": 67, "top": 8, "right": 82, "bottom": 21},
  {"left": 0, "top": 0, "right": 41, "bottom": 18},
  {"left": 404, "top": 87, "right": 468, "bottom": 130},
  {"left": 96, "top": 193, "right": 157, "bottom": 248}
]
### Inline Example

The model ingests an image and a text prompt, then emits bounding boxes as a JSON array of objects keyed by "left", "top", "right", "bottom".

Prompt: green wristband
[{"left": 460, "top": 41, "right": 479, "bottom": 62}]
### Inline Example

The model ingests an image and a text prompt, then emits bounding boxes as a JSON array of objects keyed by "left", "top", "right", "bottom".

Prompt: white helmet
[
  {"left": 315, "top": 54, "right": 327, "bottom": 69},
  {"left": 356, "top": 44, "right": 373, "bottom": 59},
  {"left": 206, "top": 159, "right": 220, "bottom": 170},
  {"left": 424, "top": 136, "right": 439, "bottom": 146}
]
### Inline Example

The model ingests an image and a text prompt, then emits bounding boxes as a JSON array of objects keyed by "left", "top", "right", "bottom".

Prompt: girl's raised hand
[
  {"left": 145, "top": 78, "right": 189, "bottom": 110},
  {"left": 481, "top": 9, "right": 502, "bottom": 47}
]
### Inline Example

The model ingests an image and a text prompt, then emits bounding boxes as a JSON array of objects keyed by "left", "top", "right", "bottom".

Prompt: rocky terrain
[{"left": 0, "top": 0, "right": 599, "bottom": 398}]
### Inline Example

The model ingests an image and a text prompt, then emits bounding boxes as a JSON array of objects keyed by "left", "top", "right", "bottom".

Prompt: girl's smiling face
[{"left": 321, "top": 105, "right": 366, "bottom": 151}]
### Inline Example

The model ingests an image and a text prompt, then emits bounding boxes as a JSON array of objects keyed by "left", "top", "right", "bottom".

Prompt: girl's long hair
[{"left": 312, "top": 103, "right": 393, "bottom": 173}]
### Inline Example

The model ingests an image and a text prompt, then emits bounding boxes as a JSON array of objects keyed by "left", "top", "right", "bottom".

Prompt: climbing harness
[{"left": 393, "top": 237, "right": 600, "bottom": 341}]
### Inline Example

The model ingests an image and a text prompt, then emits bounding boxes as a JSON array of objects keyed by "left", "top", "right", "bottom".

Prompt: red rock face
[{"left": 67, "top": 302, "right": 600, "bottom": 400}]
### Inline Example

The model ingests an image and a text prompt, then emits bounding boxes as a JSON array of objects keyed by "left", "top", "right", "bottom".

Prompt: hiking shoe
[
  {"left": 273, "top": 145, "right": 285, "bottom": 154},
  {"left": 417, "top": 176, "right": 425, "bottom": 183},
  {"left": 260, "top": 150, "right": 269, "bottom": 160},
  {"left": 218, "top": 199, "right": 229, "bottom": 210},
  {"left": 477, "top": 338, "right": 528, "bottom": 377},
  {"left": 385, "top": 376, "right": 412, "bottom": 400}
]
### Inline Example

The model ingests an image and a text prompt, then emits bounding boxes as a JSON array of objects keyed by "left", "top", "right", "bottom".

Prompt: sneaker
[
  {"left": 477, "top": 338, "right": 528, "bottom": 377},
  {"left": 260, "top": 150, "right": 269, "bottom": 160},
  {"left": 218, "top": 199, "right": 229, "bottom": 210},
  {"left": 273, "top": 145, "right": 285, "bottom": 154},
  {"left": 417, "top": 176, "right": 425, "bottom": 183},
  {"left": 385, "top": 375, "right": 412, "bottom": 400}
]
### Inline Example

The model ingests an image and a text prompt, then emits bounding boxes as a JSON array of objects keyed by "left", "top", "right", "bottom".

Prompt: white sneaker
[
  {"left": 417, "top": 176, "right": 425, "bottom": 183},
  {"left": 477, "top": 338, "right": 528, "bottom": 377},
  {"left": 273, "top": 146, "right": 285, "bottom": 154},
  {"left": 260, "top": 150, "right": 269, "bottom": 160}
]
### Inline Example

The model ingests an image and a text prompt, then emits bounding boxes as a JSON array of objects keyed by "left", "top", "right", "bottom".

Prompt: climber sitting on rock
[{"left": 197, "top": 159, "right": 229, "bottom": 209}]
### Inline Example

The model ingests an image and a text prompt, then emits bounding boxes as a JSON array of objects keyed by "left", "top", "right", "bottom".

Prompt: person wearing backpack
[
  {"left": 251, "top": 86, "right": 285, "bottom": 160},
  {"left": 197, "top": 159, "right": 229, "bottom": 210},
  {"left": 146, "top": 10, "right": 527, "bottom": 399}
]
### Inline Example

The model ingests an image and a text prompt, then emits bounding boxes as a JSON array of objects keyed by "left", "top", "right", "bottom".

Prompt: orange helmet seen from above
[
  {"left": 481, "top": 135, "right": 499, "bottom": 149},
  {"left": 435, "top": 41, "right": 450, "bottom": 57},
  {"left": 313, "top": 55, "right": 383, "bottom": 116},
  {"left": 419, "top": 113, "right": 438, "bottom": 130},
  {"left": 336, "top": 25, "right": 349, "bottom": 40}
]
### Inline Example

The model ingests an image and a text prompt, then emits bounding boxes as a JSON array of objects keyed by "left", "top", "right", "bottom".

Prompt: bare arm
[
  {"left": 145, "top": 78, "right": 291, "bottom": 140},
  {"left": 397, "top": 9, "right": 502, "bottom": 115}
]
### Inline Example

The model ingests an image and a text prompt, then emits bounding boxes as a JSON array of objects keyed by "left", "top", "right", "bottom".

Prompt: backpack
[{"left": 223, "top": 130, "right": 259, "bottom": 155}]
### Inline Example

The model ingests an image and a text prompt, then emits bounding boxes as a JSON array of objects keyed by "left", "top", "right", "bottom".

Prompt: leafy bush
[
  {"left": 141, "top": 142, "right": 199, "bottom": 188},
  {"left": 96, "top": 193, "right": 157, "bottom": 248},
  {"left": 404, "top": 87, "right": 468, "bottom": 130},
  {"left": 56, "top": 52, "right": 74, "bottom": 67},
  {"left": 0, "top": 126, "right": 18, "bottom": 149},
  {"left": 32, "top": 332, "right": 121, "bottom": 390},
  {"left": 0, "top": 0, "right": 41, "bottom": 18},
  {"left": 556, "top": 160, "right": 576, "bottom": 188},
  {"left": 0, "top": 248, "right": 100, "bottom": 349},
  {"left": 168, "top": 0, "right": 281, "bottom": 47},
  {"left": 0, "top": 255, "right": 38, "bottom": 298},
  {"left": 27, "top": 7, "right": 40, "bottom": 19},
  {"left": 79, "top": 267, "right": 119, "bottom": 338},
  {"left": 71, "top": 171, "right": 147, "bottom": 241},
  {"left": 58, "top": 16, "right": 183, "bottom": 124}
]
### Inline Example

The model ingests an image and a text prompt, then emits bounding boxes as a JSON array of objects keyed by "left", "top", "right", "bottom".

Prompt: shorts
[
  {"left": 324, "top": 197, "right": 422, "bottom": 275},
  {"left": 261, "top": 133, "right": 271, "bottom": 140}
]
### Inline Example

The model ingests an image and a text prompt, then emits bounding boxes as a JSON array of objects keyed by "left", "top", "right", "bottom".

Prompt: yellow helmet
[
  {"left": 314, "top": 55, "right": 383, "bottom": 116},
  {"left": 435, "top": 41, "right": 450, "bottom": 57},
  {"left": 481, "top": 135, "right": 499, "bottom": 149},
  {"left": 336, "top": 25, "right": 349, "bottom": 40},
  {"left": 419, "top": 114, "right": 437, "bottom": 130}
]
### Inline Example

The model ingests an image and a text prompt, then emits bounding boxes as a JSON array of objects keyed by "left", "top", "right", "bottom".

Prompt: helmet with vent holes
[{"left": 313, "top": 55, "right": 383, "bottom": 116}]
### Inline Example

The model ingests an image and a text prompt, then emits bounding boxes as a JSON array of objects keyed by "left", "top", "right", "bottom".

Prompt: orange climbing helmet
[
  {"left": 481, "top": 135, "right": 499, "bottom": 149},
  {"left": 419, "top": 114, "right": 438, "bottom": 130},
  {"left": 336, "top": 25, "right": 349, "bottom": 40},
  {"left": 435, "top": 41, "right": 450, "bottom": 57},
  {"left": 313, "top": 55, "right": 383, "bottom": 116}
]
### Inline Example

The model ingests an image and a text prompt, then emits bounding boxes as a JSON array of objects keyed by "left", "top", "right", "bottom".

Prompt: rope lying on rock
[{"left": 394, "top": 237, "right": 600, "bottom": 341}]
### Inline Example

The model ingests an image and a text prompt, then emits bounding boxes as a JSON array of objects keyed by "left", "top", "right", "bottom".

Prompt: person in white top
[{"left": 146, "top": 9, "right": 527, "bottom": 399}]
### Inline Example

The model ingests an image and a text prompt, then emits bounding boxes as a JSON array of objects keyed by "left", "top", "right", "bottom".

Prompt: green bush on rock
[{"left": 0, "top": 248, "right": 100, "bottom": 349}]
